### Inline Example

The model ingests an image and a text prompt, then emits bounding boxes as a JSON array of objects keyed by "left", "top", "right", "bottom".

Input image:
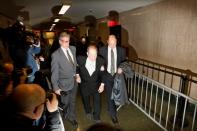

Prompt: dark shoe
[
  {"left": 86, "top": 113, "right": 92, "bottom": 120},
  {"left": 112, "top": 117, "right": 119, "bottom": 124},
  {"left": 69, "top": 120, "right": 78, "bottom": 128},
  {"left": 94, "top": 119, "right": 101, "bottom": 123}
]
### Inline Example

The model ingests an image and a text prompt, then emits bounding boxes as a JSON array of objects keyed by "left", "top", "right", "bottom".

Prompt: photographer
[
  {"left": 25, "top": 33, "right": 41, "bottom": 83},
  {"left": 4, "top": 20, "right": 27, "bottom": 69},
  {"left": 0, "top": 84, "right": 63, "bottom": 131}
]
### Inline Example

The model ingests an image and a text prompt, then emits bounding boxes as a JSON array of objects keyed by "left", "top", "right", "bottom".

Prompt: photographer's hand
[{"left": 46, "top": 93, "right": 58, "bottom": 113}]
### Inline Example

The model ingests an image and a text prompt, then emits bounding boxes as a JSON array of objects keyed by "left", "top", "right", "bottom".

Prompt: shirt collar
[
  {"left": 108, "top": 46, "right": 116, "bottom": 51},
  {"left": 61, "top": 46, "right": 69, "bottom": 51},
  {"left": 86, "top": 57, "right": 96, "bottom": 64}
]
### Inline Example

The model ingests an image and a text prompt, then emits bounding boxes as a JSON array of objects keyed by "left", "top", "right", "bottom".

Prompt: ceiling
[{"left": 0, "top": 0, "right": 162, "bottom": 30}]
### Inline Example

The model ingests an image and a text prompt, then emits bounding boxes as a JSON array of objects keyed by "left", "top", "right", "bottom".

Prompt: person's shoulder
[
  {"left": 99, "top": 45, "right": 107, "bottom": 52},
  {"left": 100, "top": 45, "right": 107, "bottom": 50},
  {"left": 97, "top": 56, "right": 105, "bottom": 63},
  {"left": 77, "top": 55, "right": 86, "bottom": 60},
  {"left": 116, "top": 46, "right": 123, "bottom": 49},
  {"left": 117, "top": 46, "right": 125, "bottom": 51},
  {"left": 52, "top": 48, "right": 61, "bottom": 56},
  {"left": 70, "top": 45, "right": 76, "bottom": 50},
  {"left": 77, "top": 55, "right": 87, "bottom": 64}
]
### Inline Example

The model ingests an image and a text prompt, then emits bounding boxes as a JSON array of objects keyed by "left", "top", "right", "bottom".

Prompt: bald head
[{"left": 11, "top": 84, "right": 46, "bottom": 114}]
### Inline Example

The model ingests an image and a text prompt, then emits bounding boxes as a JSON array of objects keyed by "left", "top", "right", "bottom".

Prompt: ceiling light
[
  {"left": 19, "top": 21, "right": 24, "bottom": 25},
  {"left": 54, "top": 19, "right": 60, "bottom": 22},
  {"left": 58, "top": 5, "right": 70, "bottom": 14},
  {"left": 49, "top": 23, "right": 56, "bottom": 31},
  {"left": 50, "top": 26, "right": 54, "bottom": 31},
  {"left": 49, "top": 27, "right": 53, "bottom": 31}
]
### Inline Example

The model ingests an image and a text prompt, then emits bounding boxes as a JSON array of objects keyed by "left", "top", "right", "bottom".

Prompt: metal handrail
[
  {"left": 131, "top": 58, "right": 197, "bottom": 84},
  {"left": 128, "top": 59, "right": 182, "bottom": 77},
  {"left": 126, "top": 58, "right": 197, "bottom": 130},
  {"left": 127, "top": 72, "right": 197, "bottom": 131},
  {"left": 127, "top": 58, "right": 197, "bottom": 99},
  {"left": 138, "top": 58, "right": 197, "bottom": 77}
]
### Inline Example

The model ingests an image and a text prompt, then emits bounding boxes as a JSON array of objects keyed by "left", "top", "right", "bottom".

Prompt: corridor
[
  {"left": 64, "top": 93, "right": 162, "bottom": 131},
  {"left": 1, "top": 0, "right": 197, "bottom": 131}
]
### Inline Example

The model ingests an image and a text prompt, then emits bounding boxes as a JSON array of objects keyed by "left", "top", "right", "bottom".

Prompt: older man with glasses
[{"left": 51, "top": 32, "right": 79, "bottom": 128}]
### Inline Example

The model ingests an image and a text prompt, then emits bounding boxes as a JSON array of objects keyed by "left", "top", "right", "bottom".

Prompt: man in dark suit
[
  {"left": 77, "top": 45, "right": 104, "bottom": 122},
  {"left": 99, "top": 34, "right": 126, "bottom": 124},
  {"left": 51, "top": 32, "right": 79, "bottom": 128}
]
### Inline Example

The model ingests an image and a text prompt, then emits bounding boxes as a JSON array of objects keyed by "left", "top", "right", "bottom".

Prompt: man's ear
[
  {"left": 87, "top": 52, "right": 88, "bottom": 55},
  {"left": 33, "top": 105, "right": 43, "bottom": 119},
  {"left": 33, "top": 105, "right": 39, "bottom": 114}
]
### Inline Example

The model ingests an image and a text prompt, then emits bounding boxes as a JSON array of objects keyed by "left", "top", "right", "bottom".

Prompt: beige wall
[
  {"left": 77, "top": 0, "right": 197, "bottom": 73},
  {"left": 120, "top": 0, "right": 197, "bottom": 73},
  {"left": 119, "top": 0, "right": 197, "bottom": 99}
]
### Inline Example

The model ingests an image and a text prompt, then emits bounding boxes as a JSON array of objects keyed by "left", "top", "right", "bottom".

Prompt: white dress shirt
[
  {"left": 107, "top": 46, "right": 117, "bottom": 74},
  {"left": 85, "top": 58, "right": 96, "bottom": 76},
  {"left": 61, "top": 47, "right": 74, "bottom": 62}
]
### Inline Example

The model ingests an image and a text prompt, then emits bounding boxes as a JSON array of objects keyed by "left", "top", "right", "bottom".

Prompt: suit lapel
[
  {"left": 69, "top": 47, "right": 77, "bottom": 66},
  {"left": 91, "top": 58, "right": 99, "bottom": 76},
  {"left": 84, "top": 57, "right": 98, "bottom": 77},
  {"left": 104, "top": 46, "right": 108, "bottom": 66},
  {"left": 59, "top": 48, "right": 70, "bottom": 65},
  {"left": 116, "top": 46, "right": 120, "bottom": 67},
  {"left": 83, "top": 57, "right": 91, "bottom": 77}
]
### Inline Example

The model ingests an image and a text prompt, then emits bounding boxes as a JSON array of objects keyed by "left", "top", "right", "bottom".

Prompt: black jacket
[
  {"left": 77, "top": 56, "right": 105, "bottom": 96},
  {"left": 111, "top": 62, "right": 134, "bottom": 106},
  {"left": 0, "top": 100, "right": 63, "bottom": 131},
  {"left": 99, "top": 46, "right": 126, "bottom": 69},
  {"left": 99, "top": 46, "right": 126, "bottom": 80}
]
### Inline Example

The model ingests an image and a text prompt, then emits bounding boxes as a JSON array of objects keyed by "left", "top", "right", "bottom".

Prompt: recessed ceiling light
[
  {"left": 59, "top": 5, "right": 71, "bottom": 15},
  {"left": 49, "top": 27, "right": 53, "bottom": 31},
  {"left": 54, "top": 19, "right": 60, "bottom": 22}
]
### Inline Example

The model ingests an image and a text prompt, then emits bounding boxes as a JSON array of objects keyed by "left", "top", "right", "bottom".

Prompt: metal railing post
[
  {"left": 177, "top": 75, "right": 189, "bottom": 127},
  {"left": 170, "top": 74, "right": 189, "bottom": 129}
]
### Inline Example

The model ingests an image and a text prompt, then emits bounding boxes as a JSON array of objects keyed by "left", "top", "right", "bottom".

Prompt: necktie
[
  {"left": 66, "top": 50, "right": 74, "bottom": 65},
  {"left": 111, "top": 49, "right": 115, "bottom": 75}
]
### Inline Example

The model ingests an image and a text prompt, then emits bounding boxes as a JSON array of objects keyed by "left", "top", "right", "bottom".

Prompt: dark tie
[
  {"left": 66, "top": 50, "right": 74, "bottom": 65},
  {"left": 111, "top": 49, "right": 115, "bottom": 75}
]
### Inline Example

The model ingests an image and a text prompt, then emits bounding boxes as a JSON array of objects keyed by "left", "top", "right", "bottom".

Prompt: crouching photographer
[{"left": 0, "top": 84, "right": 64, "bottom": 131}]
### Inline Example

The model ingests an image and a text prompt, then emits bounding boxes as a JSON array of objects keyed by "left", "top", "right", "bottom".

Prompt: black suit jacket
[
  {"left": 77, "top": 56, "right": 105, "bottom": 96},
  {"left": 99, "top": 45, "right": 126, "bottom": 71}
]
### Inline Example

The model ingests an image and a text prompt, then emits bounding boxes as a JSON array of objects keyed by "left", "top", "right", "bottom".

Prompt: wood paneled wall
[{"left": 120, "top": 0, "right": 197, "bottom": 73}]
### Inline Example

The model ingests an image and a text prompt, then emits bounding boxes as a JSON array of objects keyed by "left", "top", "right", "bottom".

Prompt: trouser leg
[
  {"left": 82, "top": 94, "right": 91, "bottom": 114},
  {"left": 93, "top": 92, "right": 101, "bottom": 120}
]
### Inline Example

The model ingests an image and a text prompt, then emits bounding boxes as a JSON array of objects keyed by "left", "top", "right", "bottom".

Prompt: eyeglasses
[
  {"left": 37, "top": 100, "right": 46, "bottom": 107},
  {"left": 60, "top": 39, "right": 69, "bottom": 43}
]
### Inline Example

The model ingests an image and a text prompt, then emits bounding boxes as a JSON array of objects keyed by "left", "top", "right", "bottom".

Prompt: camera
[{"left": 46, "top": 91, "right": 53, "bottom": 101}]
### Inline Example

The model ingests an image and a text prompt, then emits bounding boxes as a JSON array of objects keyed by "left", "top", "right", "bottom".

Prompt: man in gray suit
[{"left": 51, "top": 32, "right": 79, "bottom": 128}]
